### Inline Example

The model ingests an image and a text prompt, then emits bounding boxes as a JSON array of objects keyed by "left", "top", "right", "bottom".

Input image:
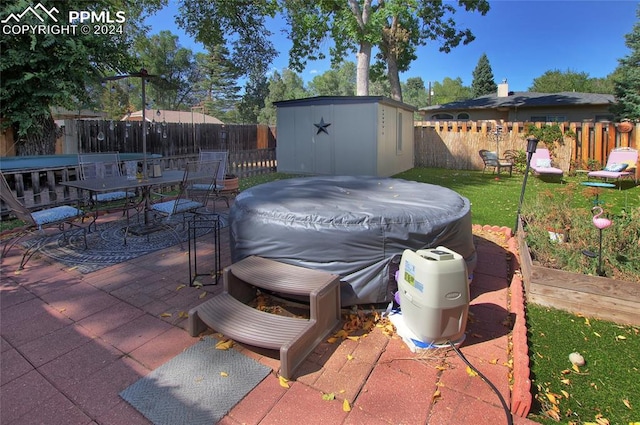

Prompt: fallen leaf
[
  {"left": 546, "top": 392, "right": 558, "bottom": 405},
  {"left": 334, "top": 329, "right": 349, "bottom": 339},
  {"left": 489, "top": 358, "right": 498, "bottom": 365},
  {"left": 176, "top": 284, "right": 186, "bottom": 291},
  {"left": 432, "top": 389, "right": 441, "bottom": 403},
  {"left": 199, "top": 292, "right": 207, "bottom": 299},
  {"left": 160, "top": 312, "right": 172, "bottom": 317},
  {"left": 343, "top": 399, "right": 351, "bottom": 412},
  {"left": 346, "top": 336, "right": 360, "bottom": 341},
  {"left": 220, "top": 371, "right": 228, "bottom": 377},
  {"left": 466, "top": 366, "right": 478, "bottom": 377},
  {"left": 278, "top": 375, "right": 290, "bottom": 388},
  {"left": 616, "top": 335, "right": 627, "bottom": 341},
  {"left": 322, "top": 393, "right": 335, "bottom": 401},
  {"left": 178, "top": 311, "right": 188, "bottom": 318},
  {"left": 584, "top": 318, "right": 590, "bottom": 326},
  {"left": 560, "top": 379, "right": 571, "bottom": 385},
  {"left": 593, "top": 332, "right": 601, "bottom": 337},
  {"left": 215, "top": 339, "right": 234, "bottom": 350},
  {"left": 327, "top": 337, "right": 338, "bottom": 344},
  {"left": 623, "top": 398, "right": 632, "bottom": 409},
  {"left": 561, "top": 390, "right": 570, "bottom": 399},
  {"left": 595, "top": 415, "right": 610, "bottom": 425},
  {"left": 546, "top": 409, "right": 561, "bottom": 421},
  {"left": 346, "top": 354, "right": 354, "bottom": 361},
  {"left": 572, "top": 364, "right": 580, "bottom": 373}
]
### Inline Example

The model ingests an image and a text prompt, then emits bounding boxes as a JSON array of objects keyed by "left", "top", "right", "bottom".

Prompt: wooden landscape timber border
[{"left": 516, "top": 219, "right": 640, "bottom": 326}]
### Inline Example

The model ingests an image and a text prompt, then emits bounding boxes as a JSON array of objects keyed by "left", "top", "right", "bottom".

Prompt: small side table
[
  {"left": 188, "top": 213, "right": 221, "bottom": 286},
  {"left": 580, "top": 181, "right": 616, "bottom": 205}
]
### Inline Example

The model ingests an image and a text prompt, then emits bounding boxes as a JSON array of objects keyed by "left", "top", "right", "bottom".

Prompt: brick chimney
[{"left": 497, "top": 79, "right": 509, "bottom": 97}]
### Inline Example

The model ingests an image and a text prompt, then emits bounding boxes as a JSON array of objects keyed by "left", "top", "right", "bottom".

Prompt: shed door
[{"left": 312, "top": 106, "right": 334, "bottom": 174}]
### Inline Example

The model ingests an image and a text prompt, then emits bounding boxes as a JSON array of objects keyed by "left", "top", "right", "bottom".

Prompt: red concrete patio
[{"left": 1, "top": 202, "right": 537, "bottom": 425}]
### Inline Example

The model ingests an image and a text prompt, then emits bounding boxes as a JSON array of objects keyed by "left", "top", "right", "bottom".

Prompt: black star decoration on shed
[{"left": 314, "top": 117, "right": 331, "bottom": 135}]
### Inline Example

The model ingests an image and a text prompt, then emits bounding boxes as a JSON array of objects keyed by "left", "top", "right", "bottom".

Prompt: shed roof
[{"left": 275, "top": 96, "right": 417, "bottom": 111}]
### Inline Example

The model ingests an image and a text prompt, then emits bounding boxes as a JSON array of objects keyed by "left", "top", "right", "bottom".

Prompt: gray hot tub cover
[{"left": 229, "top": 176, "right": 476, "bottom": 306}]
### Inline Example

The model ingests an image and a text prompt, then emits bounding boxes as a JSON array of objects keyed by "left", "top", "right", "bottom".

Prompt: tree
[
  {"left": 401, "top": 77, "right": 429, "bottom": 118},
  {"left": 237, "top": 73, "right": 270, "bottom": 124},
  {"left": 0, "top": 0, "right": 165, "bottom": 155},
  {"left": 176, "top": 1, "right": 278, "bottom": 82},
  {"left": 431, "top": 77, "right": 472, "bottom": 104},
  {"left": 133, "top": 30, "right": 201, "bottom": 111},
  {"left": 529, "top": 69, "right": 593, "bottom": 93},
  {"left": 611, "top": 5, "right": 640, "bottom": 121},
  {"left": 195, "top": 46, "right": 241, "bottom": 121},
  {"left": 285, "top": 0, "right": 490, "bottom": 101},
  {"left": 307, "top": 62, "right": 356, "bottom": 96},
  {"left": 258, "top": 70, "right": 307, "bottom": 125},
  {"left": 471, "top": 53, "right": 497, "bottom": 97}
]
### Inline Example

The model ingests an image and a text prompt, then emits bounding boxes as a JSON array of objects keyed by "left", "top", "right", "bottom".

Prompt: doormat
[
  {"left": 21, "top": 214, "right": 227, "bottom": 273},
  {"left": 120, "top": 336, "right": 271, "bottom": 425}
]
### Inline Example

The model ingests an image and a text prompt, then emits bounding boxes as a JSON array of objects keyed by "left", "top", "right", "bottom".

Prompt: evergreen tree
[
  {"left": 611, "top": 5, "right": 640, "bottom": 121},
  {"left": 471, "top": 53, "right": 497, "bottom": 97},
  {"left": 237, "top": 72, "right": 270, "bottom": 124},
  {"left": 401, "top": 77, "right": 429, "bottom": 118},
  {"left": 196, "top": 46, "right": 241, "bottom": 121}
]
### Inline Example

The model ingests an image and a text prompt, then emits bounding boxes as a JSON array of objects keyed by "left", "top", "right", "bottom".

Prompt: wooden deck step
[{"left": 188, "top": 256, "right": 341, "bottom": 379}]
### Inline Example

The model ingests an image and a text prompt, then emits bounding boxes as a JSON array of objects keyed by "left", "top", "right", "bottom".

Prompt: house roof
[
  {"left": 121, "top": 109, "right": 224, "bottom": 124},
  {"left": 421, "top": 91, "right": 615, "bottom": 112}
]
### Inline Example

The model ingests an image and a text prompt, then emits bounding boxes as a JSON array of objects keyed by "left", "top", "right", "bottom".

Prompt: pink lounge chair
[
  {"left": 530, "top": 148, "right": 563, "bottom": 179},
  {"left": 587, "top": 147, "right": 638, "bottom": 185}
]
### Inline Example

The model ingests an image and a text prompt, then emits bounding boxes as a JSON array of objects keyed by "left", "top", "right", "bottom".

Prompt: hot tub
[{"left": 229, "top": 176, "right": 476, "bottom": 306}]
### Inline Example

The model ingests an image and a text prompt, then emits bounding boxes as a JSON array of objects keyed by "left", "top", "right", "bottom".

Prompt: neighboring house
[
  {"left": 420, "top": 80, "right": 615, "bottom": 123},
  {"left": 121, "top": 109, "right": 224, "bottom": 124}
]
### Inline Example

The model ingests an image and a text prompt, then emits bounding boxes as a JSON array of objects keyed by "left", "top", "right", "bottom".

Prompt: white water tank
[{"left": 398, "top": 246, "right": 470, "bottom": 344}]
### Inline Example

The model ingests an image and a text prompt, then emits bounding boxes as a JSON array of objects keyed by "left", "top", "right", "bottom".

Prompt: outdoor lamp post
[{"left": 514, "top": 137, "right": 539, "bottom": 234}]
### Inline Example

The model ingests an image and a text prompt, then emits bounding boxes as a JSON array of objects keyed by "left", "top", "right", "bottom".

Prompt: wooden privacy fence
[
  {"left": 414, "top": 121, "right": 639, "bottom": 174},
  {"left": 62, "top": 120, "right": 276, "bottom": 156}
]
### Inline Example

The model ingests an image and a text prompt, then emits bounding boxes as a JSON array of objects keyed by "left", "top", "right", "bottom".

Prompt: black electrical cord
[{"left": 448, "top": 340, "right": 513, "bottom": 425}]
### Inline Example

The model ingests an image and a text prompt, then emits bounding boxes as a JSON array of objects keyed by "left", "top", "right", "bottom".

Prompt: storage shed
[{"left": 274, "top": 96, "right": 415, "bottom": 177}]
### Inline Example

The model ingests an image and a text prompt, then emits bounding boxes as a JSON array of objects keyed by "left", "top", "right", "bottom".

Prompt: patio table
[
  {"left": 60, "top": 170, "right": 188, "bottom": 231},
  {"left": 62, "top": 169, "right": 185, "bottom": 206}
]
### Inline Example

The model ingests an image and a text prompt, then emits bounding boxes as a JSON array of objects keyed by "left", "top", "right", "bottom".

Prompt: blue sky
[{"left": 146, "top": 1, "right": 639, "bottom": 92}]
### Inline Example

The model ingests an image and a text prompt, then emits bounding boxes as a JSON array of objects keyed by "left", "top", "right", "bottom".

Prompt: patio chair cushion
[
  {"left": 92, "top": 191, "right": 135, "bottom": 202},
  {"left": 535, "top": 158, "right": 551, "bottom": 168},
  {"left": 152, "top": 199, "right": 203, "bottom": 214},
  {"left": 188, "top": 183, "right": 224, "bottom": 191},
  {"left": 32, "top": 205, "right": 83, "bottom": 227},
  {"left": 603, "top": 163, "right": 628, "bottom": 172}
]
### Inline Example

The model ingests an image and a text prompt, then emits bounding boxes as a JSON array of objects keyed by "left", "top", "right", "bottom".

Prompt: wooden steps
[{"left": 188, "top": 255, "right": 341, "bottom": 379}]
